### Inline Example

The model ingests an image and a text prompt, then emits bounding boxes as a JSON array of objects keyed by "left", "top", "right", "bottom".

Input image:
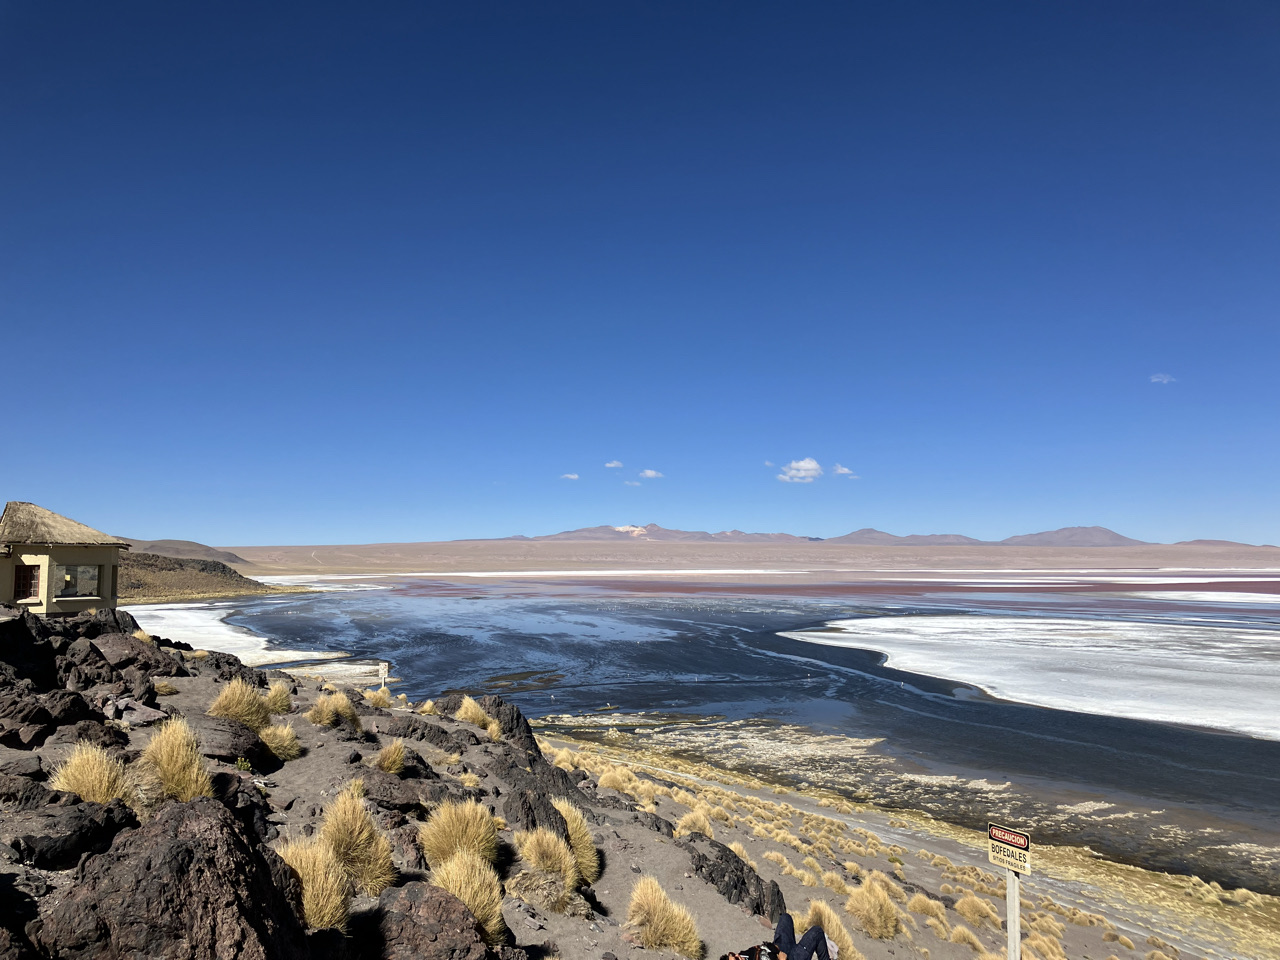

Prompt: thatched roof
[{"left": 0, "top": 502, "right": 128, "bottom": 548}]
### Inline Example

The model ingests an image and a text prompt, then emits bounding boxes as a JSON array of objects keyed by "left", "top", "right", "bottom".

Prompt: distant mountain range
[{"left": 504, "top": 523, "right": 1251, "bottom": 547}]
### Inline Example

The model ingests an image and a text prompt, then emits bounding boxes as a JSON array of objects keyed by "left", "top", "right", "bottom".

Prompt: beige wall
[{"left": 0, "top": 545, "right": 121, "bottom": 615}]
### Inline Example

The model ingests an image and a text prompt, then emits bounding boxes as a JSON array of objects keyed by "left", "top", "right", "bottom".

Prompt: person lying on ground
[{"left": 720, "top": 911, "right": 834, "bottom": 960}]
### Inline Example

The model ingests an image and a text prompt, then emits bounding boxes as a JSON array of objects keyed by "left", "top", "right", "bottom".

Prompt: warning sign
[{"left": 987, "top": 822, "right": 1031, "bottom": 874}]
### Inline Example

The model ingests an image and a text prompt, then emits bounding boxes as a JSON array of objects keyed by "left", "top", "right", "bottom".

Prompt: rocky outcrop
[
  {"left": 503, "top": 789, "right": 569, "bottom": 841},
  {"left": 7, "top": 799, "right": 138, "bottom": 870},
  {"left": 678, "top": 833, "right": 786, "bottom": 922},
  {"left": 385, "top": 715, "right": 478, "bottom": 753},
  {"left": 372, "top": 882, "right": 489, "bottom": 960},
  {"left": 31, "top": 798, "right": 307, "bottom": 960},
  {"left": 194, "top": 715, "right": 277, "bottom": 772}
]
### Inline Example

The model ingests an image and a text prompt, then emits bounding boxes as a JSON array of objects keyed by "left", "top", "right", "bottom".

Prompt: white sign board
[{"left": 988, "top": 822, "right": 1031, "bottom": 874}]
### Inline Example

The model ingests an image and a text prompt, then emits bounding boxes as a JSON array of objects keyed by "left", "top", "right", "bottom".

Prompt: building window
[
  {"left": 54, "top": 564, "right": 100, "bottom": 599},
  {"left": 13, "top": 564, "right": 40, "bottom": 600}
]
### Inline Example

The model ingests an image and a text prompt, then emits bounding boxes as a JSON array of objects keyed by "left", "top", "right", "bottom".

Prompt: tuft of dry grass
[
  {"left": 728, "top": 841, "right": 758, "bottom": 872},
  {"left": 908, "top": 893, "right": 947, "bottom": 927},
  {"left": 955, "top": 894, "right": 1002, "bottom": 931},
  {"left": 142, "top": 717, "right": 213, "bottom": 802},
  {"left": 551, "top": 797, "right": 600, "bottom": 884},
  {"left": 458, "top": 771, "right": 482, "bottom": 789},
  {"left": 514, "top": 828, "right": 579, "bottom": 887},
  {"left": 374, "top": 739, "right": 405, "bottom": 774},
  {"left": 305, "top": 692, "right": 361, "bottom": 731},
  {"left": 416, "top": 699, "right": 437, "bottom": 715},
  {"left": 265, "top": 680, "right": 293, "bottom": 714},
  {"left": 153, "top": 680, "right": 179, "bottom": 696},
  {"left": 131, "top": 628, "right": 153, "bottom": 642},
  {"left": 50, "top": 741, "right": 135, "bottom": 806},
  {"left": 949, "top": 924, "right": 983, "bottom": 952},
  {"left": 674, "top": 809, "right": 713, "bottom": 839},
  {"left": 207, "top": 677, "right": 270, "bottom": 732},
  {"left": 432, "top": 850, "right": 508, "bottom": 945},
  {"left": 260, "top": 723, "right": 302, "bottom": 761},
  {"left": 864, "top": 869, "right": 907, "bottom": 903},
  {"left": 799, "top": 900, "right": 865, "bottom": 960},
  {"left": 318, "top": 781, "right": 396, "bottom": 897},
  {"left": 278, "top": 837, "right": 349, "bottom": 930},
  {"left": 418, "top": 798, "right": 499, "bottom": 866},
  {"left": 364, "top": 686, "right": 393, "bottom": 709},
  {"left": 453, "top": 695, "right": 503, "bottom": 740},
  {"left": 187, "top": 649, "right": 209, "bottom": 659},
  {"left": 626, "top": 875, "right": 703, "bottom": 960},
  {"left": 846, "top": 880, "right": 901, "bottom": 939}
]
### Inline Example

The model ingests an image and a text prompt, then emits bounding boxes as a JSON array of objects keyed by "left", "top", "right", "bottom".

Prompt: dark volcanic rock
[
  {"left": 677, "top": 833, "right": 785, "bottom": 922},
  {"left": 39, "top": 690, "right": 95, "bottom": 728},
  {"left": 195, "top": 715, "right": 276, "bottom": 772},
  {"left": 91, "top": 633, "right": 187, "bottom": 678},
  {"left": 0, "top": 756, "right": 45, "bottom": 781},
  {"left": 32, "top": 797, "right": 307, "bottom": 960},
  {"left": 503, "top": 789, "right": 569, "bottom": 842},
  {"left": 362, "top": 770, "right": 451, "bottom": 813},
  {"left": 184, "top": 650, "right": 264, "bottom": 685},
  {"left": 0, "top": 870, "right": 42, "bottom": 960},
  {"left": 0, "top": 615, "right": 57, "bottom": 690},
  {"left": 8, "top": 799, "right": 138, "bottom": 870},
  {"left": 0, "top": 773, "right": 75, "bottom": 811},
  {"left": 633, "top": 811, "right": 675, "bottom": 838},
  {"left": 62, "top": 608, "right": 142, "bottom": 641},
  {"left": 477, "top": 695, "right": 540, "bottom": 755},
  {"left": 59, "top": 720, "right": 128, "bottom": 752},
  {"left": 385, "top": 715, "right": 478, "bottom": 752},
  {"left": 374, "top": 881, "right": 489, "bottom": 960},
  {"left": 211, "top": 772, "right": 278, "bottom": 845}
]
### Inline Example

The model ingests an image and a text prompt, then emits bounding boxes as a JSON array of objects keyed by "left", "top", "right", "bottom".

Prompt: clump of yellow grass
[
  {"left": 207, "top": 677, "right": 270, "bottom": 732},
  {"left": 514, "top": 828, "right": 579, "bottom": 887},
  {"left": 416, "top": 699, "right": 437, "bottom": 715},
  {"left": 728, "top": 841, "right": 758, "bottom": 872},
  {"left": 908, "top": 893, "right": 947, "bottom": 927},
  {"left": 142, "top": 717, "right": 212, "bottom": 802},
  {"left": 364, "top": 686, "right": 393, "bottom": 709},
  {"left": 153, "top": 680, "right": 179, "bottom": 696},
  {"left": 50, "top": 741, "right": 135, "bottom": 806},
  {"left": 277, "top": 837, "right": 349, "bottom": 930},
  {"left": 799, "top": 901, "right": 865, "bottom": 960},
  {"left": 674, "top": 809, "right": 713, "bottom": 839},
  {"left": 265, "top": 680, "right": 293, "bottom": 714},
  {"left": 260, "top": 723, "right": 302, "bottom": 761},
  {"left": 453, "top": 695, "right": 502, "bottom": 739},
  {"left": 374, "top": 739, "right": 405, "bottom": 774},
  {"left": 551, "top": 797, "right": 600, "bottom": 884},
  {"left": 846, "top": 880, "right": 901, "bottom": 939},
  {"left": 319, "top": 781, "right": 395, "bottom": 896},
  {"left": 305, "top": 692, "right": 361, "bottom": 731},
  {"left": 417, "top": 798, "right": 499, "bottom": 867},
  {"left": 432, "top": 850, "right": 508, "bottom": 945},
  {"left": 626, "top": 875, "right": 703, "bottom": 960},
  {"left": 954, "top": 894, "right": 1001, "bottom": 931},
  {"left": 948, "top": 924, "right": 984, "bottom": 952}
]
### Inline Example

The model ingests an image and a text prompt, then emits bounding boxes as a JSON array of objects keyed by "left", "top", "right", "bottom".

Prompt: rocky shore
[{"left": 0, "top": 604, "right": 1274, "bottom": 960}]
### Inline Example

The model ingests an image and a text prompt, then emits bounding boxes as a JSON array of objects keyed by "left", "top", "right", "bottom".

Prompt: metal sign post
[{"left": 988, "top": 823, "right": 1031, "bottom": 960}]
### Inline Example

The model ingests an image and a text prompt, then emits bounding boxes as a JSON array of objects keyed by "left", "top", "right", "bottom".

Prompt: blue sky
[{"left": 2, "top": 2, "right": 1278, "bottom": 545}]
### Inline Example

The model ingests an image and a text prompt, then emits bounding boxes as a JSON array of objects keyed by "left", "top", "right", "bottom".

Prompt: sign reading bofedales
[{"left": 987, "top": 822, "right": 1032, "bottom": 874}]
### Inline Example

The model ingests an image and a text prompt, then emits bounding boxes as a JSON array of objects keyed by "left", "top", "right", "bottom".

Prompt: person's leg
[
  {"left": 772, "top": 913, "right": 797, "bottom": 957},
  {"left": 787, "top": 927, "right": 831, "bottom": 960}
]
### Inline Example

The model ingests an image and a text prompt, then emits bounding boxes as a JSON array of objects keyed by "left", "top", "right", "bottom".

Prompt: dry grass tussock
[
  {"left": 799, "top": 900, "right": 865, "bottom": 960},
  {"left": 131, "top": 628, "right": 153, "bottom": 642},
  {"left": 207, "top": 677, "right": 270, "bottom": 732},
  {"left": 364, "top": 686, "right": 393, "bottom": 709},
  {"left": 864, "top": 869, "right": 907, "bottom": 903},
  {"left": 305, "top": 692, "right": 361, "bottom": 731},
  {"left": 153, "top": 680, "right": 179, "bottom": 696},
  {"left": 453, "top": 695, "right": 502, "bottom": 740},
  {"left": 674, "top": 809, "right": 714, "bottom": 839},
  {"left": 1102, "top": 932, "right": 1134, "bottom": 950},
  {"left": 277, "top": 837, "right": 349, "bottom": 930},
  {"left": 626, "top": 875, "right": 703, "bottom": 960},
  {"left": 265, "top": 680, "right": 293, "bottom": 714},
  {"left": 728, "top": 841, "right": 758, "bottom": 872},
  {"left": 418, "top": 798, "right": 499, "bottom": 866},
  {"left": 908, "top": 894, "right": 947, "bottom": 927},
  {"left": 374, "top": 739, "right": 405, "bottom": 774},
  {"left": 260, "top": 723, "right": 302, "bottom": 761},
  {"left": 416, "top": 699, "right": 437, "bottom": 715},
  {"left": 845, "top": 880, "right": 901, "bottom": 939},
  {"left": 319, "top": 781, "right": 396, "bottom": 897},
  {"left": 458, "top": 771, "right": 482, "bottom": 789},
  {"left": 551, "top": 797, "right": 600, "bottom": 884},
  {"left": 1023, "top": 932, "right": 1067, "bottom": 960},
  {"left": 514, "top": 828, "right": 579, "bottom": 887},
  {"left": 949, "top": 924, "right": 983, "bottom": 952},
  {"left": 141, "top": 717, "right": 212, "bottom": 802},
  {"left": 954, "top": 894, "right": 1001, "bottom": 931},
  {"left": 432, "top": 850, "right": 508, "bottom": 945},
  {"left": 50, "top": 741, "right": 136, "bottom": 806}
]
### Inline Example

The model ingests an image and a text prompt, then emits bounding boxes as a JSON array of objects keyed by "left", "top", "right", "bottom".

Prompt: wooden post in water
[{"left": 1006, "top": 868, "right": 1020, "bottom": 959}]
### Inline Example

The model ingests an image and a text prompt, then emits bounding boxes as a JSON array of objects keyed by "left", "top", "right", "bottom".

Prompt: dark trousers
[{"left": 773, "top": 913, "right": 830, "bottom": 960}]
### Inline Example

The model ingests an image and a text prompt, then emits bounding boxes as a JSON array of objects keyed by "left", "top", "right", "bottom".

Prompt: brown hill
[
  {"left": 118, "top": 552, "right": 283, "bottom": 603},
  {"left": 121, "top": 538, "right": 249, "bottom": 565},
  {"left": 999, "top": 525, "right": 1148, "bottom": 547}
]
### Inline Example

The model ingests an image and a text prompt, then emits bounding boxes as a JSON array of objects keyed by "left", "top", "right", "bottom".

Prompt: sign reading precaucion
[{"left": 987, "top": 822, "right": 1031, "bottom": 874}]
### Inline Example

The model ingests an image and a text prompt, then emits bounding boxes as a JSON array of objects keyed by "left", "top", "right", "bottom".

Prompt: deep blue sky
[{"left": 2, "top": 2, "right": 1278, "bottom": 545}]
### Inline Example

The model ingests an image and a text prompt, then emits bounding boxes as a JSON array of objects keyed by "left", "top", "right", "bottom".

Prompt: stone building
[{"left": 0, "top": 502, "right": 127, "bottom": 615}]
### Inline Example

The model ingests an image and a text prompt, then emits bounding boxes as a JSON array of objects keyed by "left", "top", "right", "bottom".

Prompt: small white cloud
[
  {"left": 639, "top": 469, "right": 663, "bottom": 479},
  {"left": 1150, "top": 373, "right": 1176, "bottom": 384},
  {"left": 560, "top": 473, "right": 579, "bottom": 480},
  {"left": 604, "top": 460, "right": 623, "bottom": 468},
  {"left": 832, "top": 463, "right": 859, "bottom": 478},
  {"left": 763, "top": 460, "right": 774, "bottom": 467},
  {"left": 777, "top": 457, "right": 823, "bottom": 483},
  {"left": 624, "top": 480, "right": 641, "bottom": 486}
]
